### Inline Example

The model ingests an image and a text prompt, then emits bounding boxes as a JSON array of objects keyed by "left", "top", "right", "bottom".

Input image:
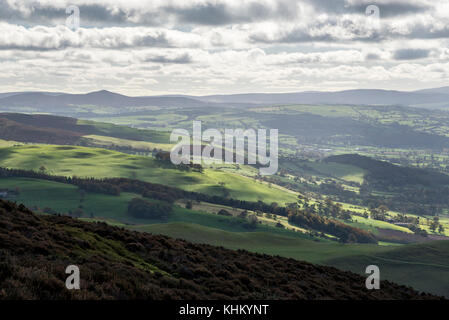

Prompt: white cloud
[{"left": 0, "top": 0, "right": 448, "bottom": 94}]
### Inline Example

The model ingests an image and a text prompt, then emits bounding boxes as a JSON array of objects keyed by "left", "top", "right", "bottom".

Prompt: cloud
[
  {"left": 143, "top": 53, "right": 192, "bottom": 64},
  {"left": 0, "top": 0, "right": 302, "bottom": 26},
  {"left": 393, "top": 48, "right": 431, "bottom": 60},
  {"left": 307, "top": 0, "right": 432, "bottom": 17},
  {"left": 0, "top": 23, "right": 206, "bottom": 50},
  {"left": 0, "top": 0, "right": 448, "bottom": 94}
]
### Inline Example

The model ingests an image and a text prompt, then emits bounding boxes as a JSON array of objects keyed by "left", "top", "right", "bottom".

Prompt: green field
[
  {"left": 0, "top": 177, "right": 306, "bottom": 239},
  {"left": 139, "top": 222, "right": 449, "bottom": 296},
  {"left": 343, "top": 216, "right": 413, "bottom": 234},
  {"left": 2, "top": 176, "right": 448, "bottom": 296},
  {"left": 133, "top": 222, "right": 390, "bottom": 264},
  {"left": 77, "top": 119, "right": 171, "bottom": 144},
  {"left": 85, "top": 134, "right": 173, "bottom": 151},
  {"left": 0, "top": 144, "right": 297, "bottom": 204},
  {"left": 0, "top": 177, "right": 135, "bottom": 217},
  {"left": 328, "top": 240, "right": 449, "bottom": 297},
  {"left": 307, "top": 161, "right": 366, "bottom": 184}
]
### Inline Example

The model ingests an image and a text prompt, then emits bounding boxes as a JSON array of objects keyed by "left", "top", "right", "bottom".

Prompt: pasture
[{"left": 0, "top": 144, "right": 298, "bottom": 204}]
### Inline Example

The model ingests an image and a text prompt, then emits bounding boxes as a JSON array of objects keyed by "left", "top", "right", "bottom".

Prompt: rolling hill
[
  {"left": 324, "top": 154, "right": 449, "bottom": 188},
  {"left": 0, "top": 117, "right": 82, "bottom": 145},
  {"left": 0, "top": 143, "right": 298, "bottom": 204},
  {"left": 327, "top": 240, "right": 449, "bottom": 297},
  {"left": 0, "top": 199, "right": 438, "bottom": 300},
  {"left": 0, "top": 113, "right": 170, "bottom": 145},
  {"left": 0, "top": 90, "right": 209, "bottom": 110}
]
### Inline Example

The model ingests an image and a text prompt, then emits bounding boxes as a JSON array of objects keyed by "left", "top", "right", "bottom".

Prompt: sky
[{"left": 0, "top": 0, "right": 449, "bottom": 96}]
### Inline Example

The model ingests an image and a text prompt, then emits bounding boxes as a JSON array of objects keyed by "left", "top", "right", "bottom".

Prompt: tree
[
  {"left": 128, "top": 198, "right": 172, "bottom": 220},
  {"left": 430, "top": 217, "right": 440, "bottom": 232},
  {"left": 378, "top": 205, "right": 389, "bottom": 215},
  {"left": 275, "top": 222, "right": 284, "bottom": 228},
  {"left": 239, "top": 210, "right": 248, "bottom": 218},
  {"left": 217, "top": 209, "right": 232, "bottom": 216}
]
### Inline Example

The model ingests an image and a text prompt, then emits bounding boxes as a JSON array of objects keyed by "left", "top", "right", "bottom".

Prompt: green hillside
[
  {"left": 136, "top": 222, "right": 390, "bottom": 264},
  {"left": 0, "top": 177, "right": 303, "bottom": 239},
  {"left": 0, "top": 199, "right": 433, "bottom": 300},
  {"left": 327, "top": 240, "right": 449, "bottom": 297},
  {"left": 0, "top": 144, "right": 297, "bottom": 204}
]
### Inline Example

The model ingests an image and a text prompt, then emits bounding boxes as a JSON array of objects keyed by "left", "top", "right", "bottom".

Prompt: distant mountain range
[
  {"left": 196, "top": 88, "right": 449, "bottom": 107},
  {"left": 1, "top": 87, "right": 449, "bottom": 112},
  {"left": 0, "top": 90, "right": 209, "bottom": 110}
]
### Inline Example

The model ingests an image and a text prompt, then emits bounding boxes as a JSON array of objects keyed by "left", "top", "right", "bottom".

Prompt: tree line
[{"left": 0, "top": 167, "right": 377, "bottom": 243}]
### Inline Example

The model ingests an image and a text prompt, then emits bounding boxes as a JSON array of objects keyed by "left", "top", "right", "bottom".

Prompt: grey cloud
[
  {"left": 0, "top": 25, "right": 174, "bottom": 51},
  {"left": 398, "top": 24, "right": 449, "bottom": 40},
  {"left": 0, "top": 1, "right": 153, "bottom": 26},
  {"left": 307, "top": 0, "right": 431, "bottom": 17},
  {"left": 393, "top": 49, "right": 431, "bottom": 60},
  {"left": 365, "top": 53, "right": 381, "bottom": 61},
  {"left": 162, "top": 1, "right": 300, "bottom": 26},
  {"left": 0, "top": 0, "right": 301, "bottom": 27},
  {"left": 144, "top": 53, "right": 192, "bottom": 64},
  {"left": 250, "top": 32, "right": 336, "bottom": 44},
  {"left": 130, "top": 34, "right": 172, "bottom": 48},
  {"left": 164, "top": 3, "right": 234, "bottom": 26},
  {"left": 249, "top": 18, "right": 384, "bottom": 44}
]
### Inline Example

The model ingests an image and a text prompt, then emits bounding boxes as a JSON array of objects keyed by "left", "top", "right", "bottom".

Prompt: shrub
[
  {"left": 217, "top": 209, "right": 232, "bottom": 216},
  {"left": 128, "top": 198, "right": 172, "bottom": 220}
]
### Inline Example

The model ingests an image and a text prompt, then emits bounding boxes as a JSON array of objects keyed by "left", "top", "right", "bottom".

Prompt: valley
[{"left": 1, "top": 102, "right": 449, "bottom": 297}]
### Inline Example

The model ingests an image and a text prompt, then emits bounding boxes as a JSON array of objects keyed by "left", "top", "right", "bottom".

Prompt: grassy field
[
  {"left": 139, "top": 222, "right": 449, "bottom": 296},
  {"left": 3, "top": 176, "right": 448, "bottom": 296},
  {"left": 0, "top": 177, "right": 306, "bottom": 239},
  {"left": 344, "top": 216, "right": 413, "bottom": 234},
  {"left": 77, "top": 119, "right": 171, "bottom": 144},
  {"left": 0, "top": 139, "right": 20, "bottom": 148},
  {"left": 307, "top": 161, "right": 366, "bottom": 183},
  {"left": 0, "top": 177, "right": 135, "bottom": 217},
  {"left": 133, "top": 222, "right": 391, "bottom": 264},
  {"left": 0, "top": 144, "right": 297, "bottom": 204},
  {"left": 84, "top": 134, "right": 173, "bottom": 152},
  {"left": 328, "top": 240, "right": 449, "bottom": 297}
]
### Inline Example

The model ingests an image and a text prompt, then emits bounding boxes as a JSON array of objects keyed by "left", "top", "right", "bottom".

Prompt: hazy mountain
[
  {"left": 1, "top": 87, "right": 449, "bottom": 112},
  {"left": 414, "top": 86, "right": 449, "bottom": 95},
  {"left": 0, "top": 90, "right": 209, "bottom": 110},
  {"left": 197, "top": 89, "right": 449, "bottom": 106}
]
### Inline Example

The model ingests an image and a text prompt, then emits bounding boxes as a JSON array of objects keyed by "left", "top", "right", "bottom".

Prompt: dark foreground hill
[{"left": 0, "top": 199, "right": 439, "bottom": 300}]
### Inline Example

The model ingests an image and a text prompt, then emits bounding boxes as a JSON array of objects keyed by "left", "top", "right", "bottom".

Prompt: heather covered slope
[{"left": 0, "top": 200, "right": 438, "bottom": 300}]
